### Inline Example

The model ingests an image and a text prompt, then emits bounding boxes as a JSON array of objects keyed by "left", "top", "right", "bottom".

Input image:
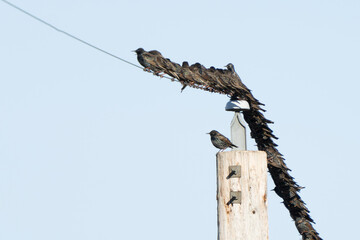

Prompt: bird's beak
[{"left": 206, "top": 132, "right": 210, "bottom": 134}]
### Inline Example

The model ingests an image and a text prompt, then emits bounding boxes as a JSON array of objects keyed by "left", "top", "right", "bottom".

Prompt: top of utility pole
[{"left": 225, "top": 100, "right": 250, "bottom": 151}]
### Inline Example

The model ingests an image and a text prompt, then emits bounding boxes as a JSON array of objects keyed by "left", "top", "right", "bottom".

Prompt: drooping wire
[{"left": 0, "top": 0, "right": 158, "bottom": 73}]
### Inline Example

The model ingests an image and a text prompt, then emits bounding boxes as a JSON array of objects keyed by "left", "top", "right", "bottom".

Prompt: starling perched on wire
[
  {"left": 224, "top": 63, "right": 265, "bottom": 110},
  {"left": 133, "top": 48, "right": 150, "bottom": 68},
  {"left": 179, "top": 61, "right": 195, "bottom": 92},
  {"left": 223, "top": 63, "right": 249, "bottom": 92},
  {"left": 133, "top": 48, "right": 163, "bottom": 74},
  {"left": 207, "top": 130, "right": 237, "bottom": 152}
]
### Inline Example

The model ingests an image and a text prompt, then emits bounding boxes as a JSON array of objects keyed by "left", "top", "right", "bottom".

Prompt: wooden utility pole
[
  {"left": 218, "top": 100, "right": 268, "bottom": 240},
  {"left": 217, "top": 151, "right": 268, "bottom": 240}
]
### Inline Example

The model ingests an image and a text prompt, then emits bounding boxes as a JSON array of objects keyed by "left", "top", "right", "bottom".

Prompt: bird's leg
[
  {"left": 181, "top": 84, "right": 187, "bottom": 92},
  {"left": 143, "top": 67, "right": 151, "bottom": 72},
  {"left": 153, "top": 71, "right": 164, "bottom": 77}
]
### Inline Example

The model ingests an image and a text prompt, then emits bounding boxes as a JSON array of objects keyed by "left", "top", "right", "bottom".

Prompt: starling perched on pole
[{"left": 207, "top": 130, "right": 237, "bottom": 152}]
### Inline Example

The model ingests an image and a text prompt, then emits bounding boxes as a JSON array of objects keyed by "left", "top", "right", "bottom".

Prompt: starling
[
  {"left": 188, "top": 63, "right": 209, "bottom": 86},
  {"left": 133, "top": 48, "right": 163, "bottom": 73},
  {"left": 223, "top": 63, "right": 249, "bottom": 91},
  {"left": 189, "top": 62, "right": 204, "bottom": 75},
  {"left": 225, "top": 63, "right": 265, "bottom": 109},
  {"left": 162, "top": 58, "right": 181, "bottom": 80},
  {"left": 179, "top": 61, "right": 196, "bottom": 92},
  {"left": 207, "top": 130, "right": 237, "bottom": 152},
  {"left": 133, "top": 48, "right": 149, "bottom": 68},
  {"left": 204, "top": 67, "right": 229, "bottom": 91},
  {"left": 224, "top": 63, "right": 237, "bottom": 76}
]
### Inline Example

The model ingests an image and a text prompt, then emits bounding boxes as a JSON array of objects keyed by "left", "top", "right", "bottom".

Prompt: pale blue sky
[{"left": 1, "top": 1, "right": 359, "bottom": 239}]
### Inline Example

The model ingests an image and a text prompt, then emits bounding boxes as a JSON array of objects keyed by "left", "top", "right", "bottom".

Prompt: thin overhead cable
[{"left": 0, "top": 0, "right": 160, "bottom": 74}]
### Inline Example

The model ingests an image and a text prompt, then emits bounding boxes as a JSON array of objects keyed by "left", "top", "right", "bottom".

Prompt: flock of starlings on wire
[{"left": 134, "top": 48, "right": 322, "bottom": 240}]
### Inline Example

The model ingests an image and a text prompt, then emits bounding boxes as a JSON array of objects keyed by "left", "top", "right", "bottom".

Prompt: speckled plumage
[
  {"left": 208, "top": 130, "right": 237, "bottom": 152},
  {"left": 133, "top": 48, "right": 163, "bottom": 73}
]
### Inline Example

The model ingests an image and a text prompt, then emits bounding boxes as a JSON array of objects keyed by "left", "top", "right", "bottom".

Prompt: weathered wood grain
[{"left": 217, "top": 151, "right": 268, "bottom": 240}]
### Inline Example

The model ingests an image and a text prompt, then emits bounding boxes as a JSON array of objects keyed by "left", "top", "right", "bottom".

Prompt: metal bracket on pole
[
  {"left": 227, "top": 165, "right": 241, "bottom": 179},
  {"left": 225, "top": 99, "right": 250, "bottom": 150},
  {"left": 227, "top": 191, "right": 241, "bottom": 205}
]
